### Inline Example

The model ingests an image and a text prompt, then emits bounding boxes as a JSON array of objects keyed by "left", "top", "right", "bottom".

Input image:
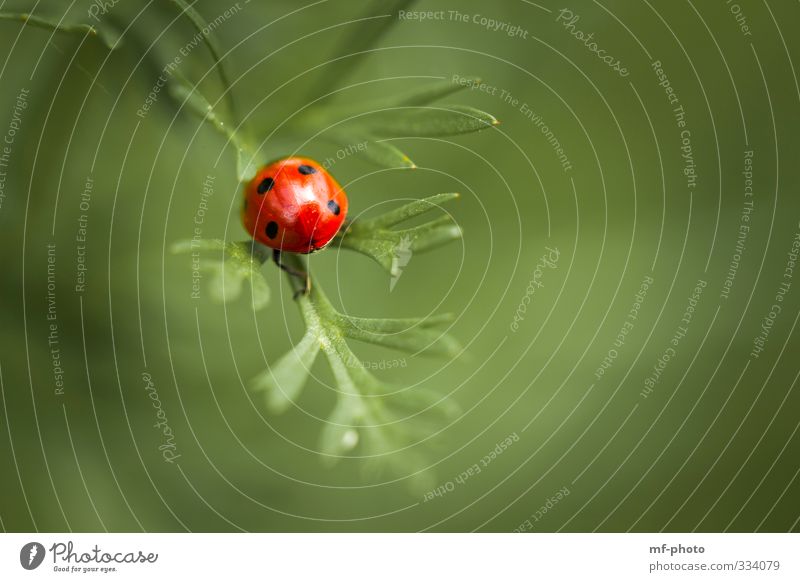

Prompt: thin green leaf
[
  {"left": 322, "top": 130, "right": 415, "bottom": 169},
  {"left": 360, "top": 138, "right": 417, "bottom": 169},
  {"left": 307, "top": 0, "right": 418, "bottom": 99},
  {"left": 336, "top": 314, "right": 461, "bottom": 357},
  {"left": 169, "top": 79, "right": 258, "bottom": 181},
  {"left": 363, "top": 105, "right": 499, "bottom": 137},
  {"left": 344, "top": 326, "right": 461, "bottom": 357},
  {"left": 345, "top": 229, "right": 459, "bottom": 273},
  {"left": 395, "top": 77, "right": 481, "bottom": 106},
  {"left": 252, "top": 330, "right": 321, "bottom": 414},
  {"left": 409, "top": 217, "right": 463, "bottom": 253},
  {"left": 171, "top": 239, "right": 270, "bottom": 309},
  {"left": 305, "top": 78, "right": 489, "bottom": 169},
  {"left": 0, "top": 11, "right": 121, "bottom": 50},
  {"left": 167, "top": 0, "right": 235, "bottom": 117},
  {"left": 360, "top": 193, "right": 459, "bottom": 228},
  {"left": 337, "top": 193, "right": 462, "bottom": 275},
  {"left": 202, "top": 258, "right": 244, "bottom": 303},
  {"left": 338, "top": 313, "right": 455, "bottom": 333},
  {"left": 169, "top": 80, "right": 236, "bottom": 144},
  {"left": 319, "top": 77, "right": 481, "bottom": 120}
]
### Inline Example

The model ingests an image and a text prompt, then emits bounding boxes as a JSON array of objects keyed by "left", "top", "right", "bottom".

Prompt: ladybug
[{"left": 241, "top": 156, "right": 348, "bottom": 294}]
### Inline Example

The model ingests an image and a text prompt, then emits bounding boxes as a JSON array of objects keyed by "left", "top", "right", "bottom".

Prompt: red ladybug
[
  {"left": 242, "top": 156, "right": 348, "bottom": 253},
  {"left": 242, "top": 156, "right": 348, "bottom": 294}
]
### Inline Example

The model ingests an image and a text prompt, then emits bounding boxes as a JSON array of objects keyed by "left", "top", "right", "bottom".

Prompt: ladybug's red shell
[{"left": 242, "top": 157, "right": 348, "bottom": 254}]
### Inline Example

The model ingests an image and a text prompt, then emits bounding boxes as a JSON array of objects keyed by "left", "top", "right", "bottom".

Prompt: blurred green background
[{"left": 1, "top": 0, "right": 799, "bottom": 532}]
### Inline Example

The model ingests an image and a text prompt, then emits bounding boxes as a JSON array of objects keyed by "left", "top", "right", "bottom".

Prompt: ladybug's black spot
[
  {"left": 297, "top": 164, "right": 317, "bottom": 175},
  {"left": 327, "top": 200, "right": 341, "bottom": 216},
  {"left": 257, "top": 177, "right": 274, "bottom": 194},
  {"left": 266, "top": 221, "right": 279, "bottom": 239}
]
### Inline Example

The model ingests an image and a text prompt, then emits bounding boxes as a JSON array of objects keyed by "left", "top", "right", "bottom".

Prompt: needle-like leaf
[
  {"left": 306, "top": 79, "right": 494, "bottom": 168},
  {"left": 169, "top": 79, "right": 263, "bottom": 181},
  {"left": 0, "top": 11, "right": 121, "bottom": 50},
  {"left": 362, "top": 105, "right": 499, "bottom": 137},
  {"left": 355, "top": 137, "right": 417, "bottom": 169},
  {"left": 337, "top": 193, "right": 462, "bottom": 275},
  {"left": 166, "top": 0, "right": 236, "bottom": 118},
  {"left": 315, "top": 76, "right": 482, "bottom": 120},
  {"left": 252, "top": 329, "right": 321, "bottom": 413},
  {"left": 307, "top": 0, "right": 419, "bottom": 100},
  {"left": 171, "top": 239, "right": 271, "bottom": 310},
  {"left": 335, "top": 313, "right": 461, "bottom": 357}
]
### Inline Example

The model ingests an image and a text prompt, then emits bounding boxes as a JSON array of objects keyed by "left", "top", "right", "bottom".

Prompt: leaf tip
[{"left": 401, "top": 153, "right": 417, "bottom": 169}]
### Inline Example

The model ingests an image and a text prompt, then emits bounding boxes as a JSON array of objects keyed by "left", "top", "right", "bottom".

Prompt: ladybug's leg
[{"left": 272, "top": 249, "right": 311, "bottom": 298}]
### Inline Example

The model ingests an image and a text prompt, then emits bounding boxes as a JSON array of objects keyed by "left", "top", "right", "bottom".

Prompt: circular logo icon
[{"left": 19, "top": 542, "right": 46, "bottom": 570}]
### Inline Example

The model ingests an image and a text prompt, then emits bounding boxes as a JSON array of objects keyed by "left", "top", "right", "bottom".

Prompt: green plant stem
[{"left": 281, "top": 256, "right": 387, "bottom": 404}]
